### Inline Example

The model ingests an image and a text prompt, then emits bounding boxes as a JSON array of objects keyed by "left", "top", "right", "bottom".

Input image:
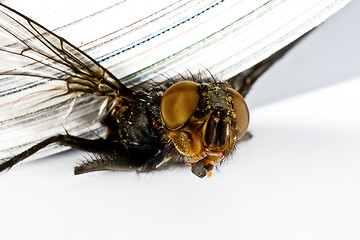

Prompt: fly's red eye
[
  {"left": 160, "top": 81, "right": 200, "bottom": 129},
  {"left": 226, "top": 88, "right": 249, "bottom": 138}
]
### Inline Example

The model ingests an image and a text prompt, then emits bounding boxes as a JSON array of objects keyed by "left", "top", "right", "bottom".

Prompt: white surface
[{"left": 1, "top": 76, "right": 359, "bottom": 240}]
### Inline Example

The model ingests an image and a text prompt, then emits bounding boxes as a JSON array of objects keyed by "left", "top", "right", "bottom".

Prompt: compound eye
[
  {"left": 161, "top": 81, "right": 200, "bottom": 129},
  {"left": 227, "top": 88, "right": 249, "bottom": 138}
]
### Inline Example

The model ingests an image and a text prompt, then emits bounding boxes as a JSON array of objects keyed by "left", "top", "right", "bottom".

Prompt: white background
[{"left": 0, "top": 1, "right": 359, "bottom": 240}]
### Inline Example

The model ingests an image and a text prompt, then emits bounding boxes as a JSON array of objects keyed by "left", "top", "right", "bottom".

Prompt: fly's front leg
[
  {"left": 0, "top": 135, "right": 110, "bottom": 172},
  {"left": 137, "top": 146, "right": 168, "bottom": 173}
]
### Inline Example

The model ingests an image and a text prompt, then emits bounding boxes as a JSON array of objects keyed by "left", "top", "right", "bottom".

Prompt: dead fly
[{"left": 0, "top": 3, "right": 299, "bottom": 178}]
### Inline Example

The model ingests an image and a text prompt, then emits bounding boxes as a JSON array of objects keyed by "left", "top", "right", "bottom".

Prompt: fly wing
[
  {"left": 227, "top": 33, "right": 311, "bottom": 97},
  {"left": 0, "top": 4, "right": 133, "bottom": 162},
  {"left": 0, "top": 3, "right": 132, "bottom": 99}
]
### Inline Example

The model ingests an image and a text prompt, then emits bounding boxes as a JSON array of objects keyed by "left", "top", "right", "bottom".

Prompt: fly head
[{"left": 160, "top": 81, "right": 249, "bottom": 178}]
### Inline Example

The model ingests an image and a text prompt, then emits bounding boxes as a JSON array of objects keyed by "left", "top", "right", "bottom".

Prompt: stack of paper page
[{"left": 0, "top": 0, "right": 350, "bottom": 162}]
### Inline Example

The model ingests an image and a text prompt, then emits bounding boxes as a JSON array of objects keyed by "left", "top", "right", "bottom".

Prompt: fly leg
[
  {"left": 239, "top": 132, "right": 253, "bottom": 142},
  {"left": 1, "top": 134, "right": 166, "bottom": 175},
  {"left": 75, "top": 145, "right": 168, "bottom": 175},
  {"left": 73, "top": 146, "right": 145, "bottom": 175},
  {"left": 0, "top": 135, "right": 111, "bottom": 172},
  {"left": 137, "top": 146, "right": 168, "bottom": 173}
]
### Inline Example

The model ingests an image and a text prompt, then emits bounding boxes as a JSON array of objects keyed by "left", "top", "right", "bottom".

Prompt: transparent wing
[
  {"left": 0, "top": 3, "right": 132, "bottom": 162},
  {"left": 226, "top": 33, "right": 311, "bottom": 98},
  {"left": 0, "top": 3, "right": 132, "bottom": 98}
]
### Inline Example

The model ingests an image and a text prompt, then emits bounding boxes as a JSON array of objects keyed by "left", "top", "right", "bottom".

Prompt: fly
[{"left": 0, "top": 3, "right": 301, "bottom": 178}]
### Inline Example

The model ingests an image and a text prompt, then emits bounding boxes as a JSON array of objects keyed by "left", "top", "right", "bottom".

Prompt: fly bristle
[{"left": 74, "top": 153, "right": 116, "bottom": 175}]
